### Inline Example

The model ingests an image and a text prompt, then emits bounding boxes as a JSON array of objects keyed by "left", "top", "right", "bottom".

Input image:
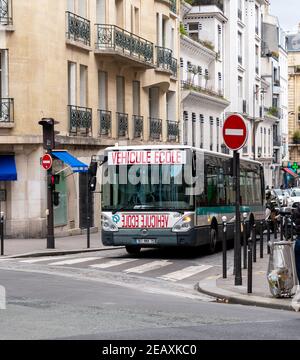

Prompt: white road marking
[
  {"left": 89, "top": 258, "right": 138, "bottom": 269},
  {"left": 49, "top": 257, "right": 99, "bottom": 266},
  {"left": 225, "top": 129, "right": 243, "bottom": 136},
  {"left": 159, "top": 265, "right": 212, "bottom": 282},
  {"left": 20, "top": 256, "right": 68, "bottom": 263},
  {"left": 124, "top": 260, "right": 172, "bottom": 274}
]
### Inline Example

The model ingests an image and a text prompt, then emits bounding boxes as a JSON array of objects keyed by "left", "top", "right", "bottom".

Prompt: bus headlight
[
  {"left": 102, "top": 214, "right": 119, "bottom": 232},
  {"left": 172, "top": 214, "right": 194, "bottom": 233}
]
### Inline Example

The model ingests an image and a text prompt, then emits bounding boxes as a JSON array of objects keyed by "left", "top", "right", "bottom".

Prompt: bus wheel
[
  {"left": 125, "top": 245, "right": 141, "bottom": 255},
  {"left": 208, "top": 227, "right": 217, "bottom": 254}
]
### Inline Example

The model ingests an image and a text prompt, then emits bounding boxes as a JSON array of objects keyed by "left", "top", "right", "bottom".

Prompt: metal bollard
[
  {"left": 247, "top": 236, "right": 253, "bottom": 294},
  {"left": 0, "top": 212, "right": 4, "bottom": 256},
  {"left": 260, "top": 220, "right": 264, "bottom": 259},
  {"left": 222, "top": 216, "right": 227, "bottom": 279},
  {"left": 243, "top": 213, "right": 247, "bottom": 269},
  {"left": 252, "top": 223, "right": 256, "bottom": 263},
  {"left": 267, "top": 219, "right": 271, "bottom": 255}
]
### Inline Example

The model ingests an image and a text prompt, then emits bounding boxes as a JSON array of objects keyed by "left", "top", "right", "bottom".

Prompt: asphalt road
[{"left": 0, "top": 258, "right": 299, "bottom": 340}]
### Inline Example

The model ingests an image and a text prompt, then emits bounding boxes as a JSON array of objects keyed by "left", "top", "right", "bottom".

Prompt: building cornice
[
  {"left": 184, "top": 12, "right": 228, "bottom": 24},
  {"left": 180, "top": 35, "right": 216, "bottom": 60}
]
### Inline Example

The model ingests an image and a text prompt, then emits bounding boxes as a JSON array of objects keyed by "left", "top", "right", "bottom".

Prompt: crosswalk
[{"left": 1, "top": 255, "right": 214, "bottom": 283}]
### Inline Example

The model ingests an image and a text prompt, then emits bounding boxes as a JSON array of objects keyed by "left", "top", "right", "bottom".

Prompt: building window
[
  {"left": 79, "top": 64, "right": 88, "bottom": 107},
  {"left": 210, "top": 116, "right": 213, "bottom": 151},
  {"left": 200, "top": 114, "right": 204, "bottom": 148},
  {"left": 216, "top": 118, "right": 220, "bottom": 152},
  {"left": 68, "top": 61, "right": 77, "bottom": 106},
  {"left": 183, "top": 111, "right": 188, "bottom": 145},
  {"left": 98, "top": 71, "right": 107, "bottom": 110},
  {"left": 132, "top": 81, "right": 140, "bottom": 116},
  {"left": 238, "top": 32, "right": 242, "bottom": 65},
  {"left": 192, "top": 112, "right": 196, "bottom": 146}
]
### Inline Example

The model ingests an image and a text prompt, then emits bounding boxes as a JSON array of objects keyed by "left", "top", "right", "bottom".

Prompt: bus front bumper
[{"left": 102, "top": 228, "right": 199, "bottom": 247}]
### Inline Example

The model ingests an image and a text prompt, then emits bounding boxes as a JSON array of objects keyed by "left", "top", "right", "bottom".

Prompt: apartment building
[
  {"left": 0, "top": 0, "right": 180, "bottom": 238},
  {"left": 287, "top": 25, "right": 300, "bottom": 182},
  {"left": 180, "top": 0, "right": 230, "bottom": 152}
]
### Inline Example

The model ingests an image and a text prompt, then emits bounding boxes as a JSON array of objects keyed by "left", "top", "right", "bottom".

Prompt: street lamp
[{"left": 252, "top": 87, "right": 266, "bottom": 160}]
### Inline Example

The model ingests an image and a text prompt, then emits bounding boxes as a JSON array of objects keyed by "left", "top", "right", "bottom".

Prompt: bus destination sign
[
  {"left": 108, "top": 150, "right": 187, "bottom": 166},
  {"left": 113, "top": 213, "right": 170, "bottom": 229}
]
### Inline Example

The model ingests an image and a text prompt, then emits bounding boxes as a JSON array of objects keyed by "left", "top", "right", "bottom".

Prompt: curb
[
  {"left": 1, "top": 247, "right": 124, "bottom": 259},
  {"left": 196, "top": 276, "right": 294, "bottom": 312}
]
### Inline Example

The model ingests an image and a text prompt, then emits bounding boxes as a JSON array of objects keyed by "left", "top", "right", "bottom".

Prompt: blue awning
[
  {"left": 52, "top": 151, "right": 88, "bottom": 173},
  {"left": 0, "top": 155, "right": 17, "bottom": 181}
]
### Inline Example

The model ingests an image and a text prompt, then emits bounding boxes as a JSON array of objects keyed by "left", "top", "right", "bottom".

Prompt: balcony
[
  {"left": 95, "top": 25, "right": 154, "bottom": 68},
  {"left": 116, "top": 112, "right": 128, "bottom": 138},
  {"left": 66, "top": 12, "right": 90, "bottom": 47},
  {"left": 156, "top": 46, "right": 177, "bottom": 77},
  {"left": 167, "top": 121, "right": 179, "bottom": 142},
  {"left": 273, "top": 135, "right": 281, "bottom": 147},
  {"left": 181, "top": 81, "right": 224, "bottom": 99},
  {"left": 69, "top": 105, "right": 92, "bottom": 136},
  {"left": 0, "top": 0, "right": 12, "bottom": 25},
  {"left": 265, "top": 106, "right": 281, "bottom": 119},
  {"left": 149, "top": 118, "right": 162, "bottom": 141},
  {"left": 196, "top": 0, "right": 224, "bottom": 12},
  {"left": 99, "top": 110, "right": 111, "bottom": 137},
  {"left": 0, "top": 98, "right": 14, "bottom": 125},
  {"left": 133, "top": 115, "right": 143, "bottom": 140}
]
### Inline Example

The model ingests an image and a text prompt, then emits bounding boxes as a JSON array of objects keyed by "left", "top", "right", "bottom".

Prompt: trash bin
[{"left": 267, "top": 241, "right": 298, "bottom": 298}]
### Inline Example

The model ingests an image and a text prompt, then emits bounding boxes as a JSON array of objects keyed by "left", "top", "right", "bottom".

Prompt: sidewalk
[
  {"left": 197, "top": 244, "right": 297, "bottom": 312},
  {"left": 0, "top": 232, "right": 121, "bottom": 258}
]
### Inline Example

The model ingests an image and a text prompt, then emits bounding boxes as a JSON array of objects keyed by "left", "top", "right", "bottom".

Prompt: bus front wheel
[{"left": 125, "top": 245, "right": 141, "bottom": 255}]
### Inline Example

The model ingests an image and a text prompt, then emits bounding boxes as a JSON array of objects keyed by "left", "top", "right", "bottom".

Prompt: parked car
[
  {"left": 272, "top": 188, "right": 289, "bottom": 207},
  {"left": 287, "top": 188, "right": 300, "bottom": 208}
]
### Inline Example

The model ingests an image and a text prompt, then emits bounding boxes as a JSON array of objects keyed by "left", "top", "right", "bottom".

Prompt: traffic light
[
  {"left": 53, "top": 191, "right": 60, "bottom": 206},
  {"left": 88, "top": 161, "right": 98, "bottom": 192},
  {"left": 38, "top": 118, "right": 59, "bottom": 150}
]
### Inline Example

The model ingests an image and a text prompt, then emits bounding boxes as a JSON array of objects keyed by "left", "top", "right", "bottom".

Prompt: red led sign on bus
[{"left": 108, "top": 150, "right": 187, "bottom": 166}]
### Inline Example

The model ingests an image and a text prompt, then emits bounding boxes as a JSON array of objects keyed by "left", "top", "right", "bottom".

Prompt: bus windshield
[{"left": 102, "top": 163, "right": 195, "bottom": 212}]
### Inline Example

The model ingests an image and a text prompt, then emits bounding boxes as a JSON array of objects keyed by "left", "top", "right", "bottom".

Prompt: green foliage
[{"left": 179, "top": 23, "right": 188, "bottom": 36}]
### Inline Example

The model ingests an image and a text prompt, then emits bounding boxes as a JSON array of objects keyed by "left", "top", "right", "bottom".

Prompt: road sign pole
[
  {"left": 234, "top": 150, "right": 242, "bottom": 286},
  {"left": 47, "top": 163, "right": 55, "bottom": 249}
]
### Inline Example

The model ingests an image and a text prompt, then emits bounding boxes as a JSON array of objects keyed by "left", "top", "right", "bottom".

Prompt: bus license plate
[{"left": 136, "top": 239, "right": 156, "bottom": 245}]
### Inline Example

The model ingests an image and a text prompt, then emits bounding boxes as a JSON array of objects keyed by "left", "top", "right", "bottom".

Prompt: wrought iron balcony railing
[
  {"left": 0, "top": 98, "right": 13, "bottom": 122},
  {"left": 133, "top": 115, "right": 143, "bottom": 139},
  {"left": 169, "top": 0, "right": 177, "bottom": 13},
  {"left": 69, "top": 105, "right": 92, "bottom": 136},
  {"left": 99, "top": 110, "right": 111, "bottom": 137},
  {"left": 96, "top": 24, "right": 154, "bottom": 65},
  {"left": 181, "top": 81, "right": 224, "bottom": 99},
  {"left": 149, "top": 117, "right": 162, "bottom": 141},
  {"left": 0, "top": 0, "right": 12, "bottom": 25},
  {"left": 156, "top": 46, "right": 177, "bottom": 77},
  {"left": 197, "top": 0, "right": 224, "bottom": 12},
  {"left": 221, "top": 144, "right": 230, "bottom": 154},
  {"left": 117, "top": 112, "right": 128, "bottom": 138},
  {"left": 167, "top": 121, "right": 179, "bottom": 142},
  {"left": 66, "top": 11, "right": 90, "bottom": 46}
]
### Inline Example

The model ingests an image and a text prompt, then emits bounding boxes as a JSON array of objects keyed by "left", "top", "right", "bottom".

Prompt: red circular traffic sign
[
  {"left": 223, "top": 114, "right": 248, "bottom": 151},
  {"left": 41, "top": 153, "right": 53, "bottom": 170}
]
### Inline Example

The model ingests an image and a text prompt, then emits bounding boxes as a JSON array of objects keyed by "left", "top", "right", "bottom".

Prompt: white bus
[{"left": 101, "top": 145, "right": 265, "bottom": 254}]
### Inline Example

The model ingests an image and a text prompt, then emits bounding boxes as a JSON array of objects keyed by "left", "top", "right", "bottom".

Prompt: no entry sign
[
  {"left": 223, "top": 114, "right": 248, "bottom": 151},
  {"left": 41, "top": 153, "right": 53, "bottom": 170}
]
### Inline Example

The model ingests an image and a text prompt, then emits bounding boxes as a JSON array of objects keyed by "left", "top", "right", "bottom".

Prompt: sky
[{"left": 270, "top": 0, "right": 300, "bottom": 32}]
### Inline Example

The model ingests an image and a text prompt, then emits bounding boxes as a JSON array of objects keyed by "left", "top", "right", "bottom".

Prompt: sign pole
[
  {"left": 234, "top": 150, "right": 242, "bottom": 286},
  {"left": 47, "top": 157, "right": 55, "bottom": 249}
]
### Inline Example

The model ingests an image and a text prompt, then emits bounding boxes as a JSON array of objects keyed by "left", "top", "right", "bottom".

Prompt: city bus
[{"left": 101, "top": 145, "right": 265, "bottom": 254}]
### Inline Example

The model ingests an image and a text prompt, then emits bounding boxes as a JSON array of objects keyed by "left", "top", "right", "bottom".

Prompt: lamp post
[{"left": 252, "top": 87, "right": 266, "bottom": 160}]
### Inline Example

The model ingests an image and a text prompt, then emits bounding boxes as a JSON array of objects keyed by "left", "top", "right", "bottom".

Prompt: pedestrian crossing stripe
[
  {"left": 48, "top": 257, "right": 99, "bottom": 266},
  {"left": 89, "top": 258, "right": 137, "bottom": 269},
  {"left": 20, "top": 256, "right": 69, "bottom": 264},
  {"left": 158, "top": 265, "right": 212, "bottom": 282},
  {"left": 124, "top": 260, "right": 172, "bottom": 274}
]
